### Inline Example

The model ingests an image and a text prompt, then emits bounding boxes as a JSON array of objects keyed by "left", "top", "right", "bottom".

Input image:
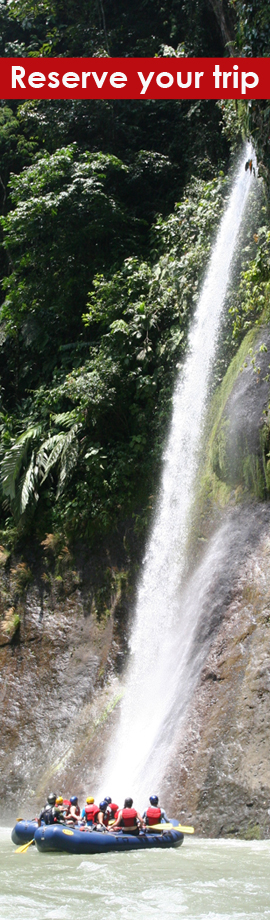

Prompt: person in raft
[
  {"left": 54, "top": 796, "right": 67, "bottom": 823},
  {"left": 65, "top": 795, "right": 81, "bottom": 824},
  {"left": 81, "top": 796, "right": 100, "bottom": 826},
  {"left": 97, "top": 800, "right": 111, "bottom": 827},
  {"left": 104, "top": 796, "right": 119, "bottom": 823},
  {"left": 142, "top": 795, "right": 170, "bottom": 827},
  {"left": 109, "top": 797, "right": 144, "bottom": 834},
  {"left": 38, "top": 792, "right": 58, "bottom": 826}
]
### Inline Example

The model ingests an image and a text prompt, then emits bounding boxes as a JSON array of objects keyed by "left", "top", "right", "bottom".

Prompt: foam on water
[{"left": 2, "top": 830, "right": 270, "bottom": 920}]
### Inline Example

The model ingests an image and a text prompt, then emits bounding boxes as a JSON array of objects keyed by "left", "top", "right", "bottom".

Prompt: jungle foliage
[
  {"left": 0, "top": 169, "right": 227, "bottom": 541},
  {"left": 0, "top": 0, "right": 270, "bottom": 549}
]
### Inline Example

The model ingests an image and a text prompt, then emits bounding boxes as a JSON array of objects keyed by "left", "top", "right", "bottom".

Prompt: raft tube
[
  {"left": 34, "top": 824, "right": 184, "bottom": 854},
  {"left": 11, "top": 819, "right": 38, "bottom": 846}
]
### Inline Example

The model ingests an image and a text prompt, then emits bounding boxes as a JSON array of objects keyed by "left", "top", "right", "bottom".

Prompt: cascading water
[{"left": 99, "top": 146, "right": 254, "bottom": 803}]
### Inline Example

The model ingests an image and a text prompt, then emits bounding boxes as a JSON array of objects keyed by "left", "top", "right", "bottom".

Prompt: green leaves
[
  {"left": 0, "top": 145, "right": 130, "bottom": 395},
  {"left": 0, "top": 163, "right": 228, "bottom": 542},
  {"left": 232, "top": 0, "right": 270, "bottom": 56},
  {"left": 229, "top": 227, "right": 270, "bottom": 342},
  {"left": 20, "top": 452, "right": 37, "bottom": 513},
  {"left": 1, "top": 426, "right": 42, "bottom": 502},
  {"left": 84, "top": 174, "right": 227, "bottom": 380},
  {"left": 0, "top": 417, "right": 81, "bottom": 520}
]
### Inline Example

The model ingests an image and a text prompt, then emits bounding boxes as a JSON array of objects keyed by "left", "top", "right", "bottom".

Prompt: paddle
[
  {"left": 15, "top": 838, "right": 35, "bottom": 853},
  {"left": 108, "top": 818, "right": 194, "bottom": 834},
  {"left": 150, "top": 822, "right": 194, "bottom": 834}
]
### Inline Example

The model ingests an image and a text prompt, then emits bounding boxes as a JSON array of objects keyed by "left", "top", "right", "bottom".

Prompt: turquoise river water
[{"left": 1, "top": 828, "right": 270, "bottom": 920}]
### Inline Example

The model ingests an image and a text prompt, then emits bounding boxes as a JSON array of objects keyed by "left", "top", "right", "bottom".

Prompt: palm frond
[
  {"left": 57, "top": 439, "right": 79, "bottom": 497},
  {"left": 1, "top": 425, "right": 42, "bottom": 500},
  {"left": 20, "top": 452, "right": 38, "bottom": 513},
  {"left": 39, "top": 425, "right": 80, "bottom": 484},
  {"left": 36, "top": 434, "right": 62, "bottom": 479}
]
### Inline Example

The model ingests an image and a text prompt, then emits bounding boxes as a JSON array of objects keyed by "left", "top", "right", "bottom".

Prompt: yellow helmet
[
  {"left": 56, "top": 796, "right": 63, "bottom": 805},
  {"left": 86, "top": 796, "right": 94, "bottom": 804}
]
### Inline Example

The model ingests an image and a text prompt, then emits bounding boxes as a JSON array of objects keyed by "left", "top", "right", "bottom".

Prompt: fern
[{"left": 50, "top": 411, "right": 78, "bottom": 429}]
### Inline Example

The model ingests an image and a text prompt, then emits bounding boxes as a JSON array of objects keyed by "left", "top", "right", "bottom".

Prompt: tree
[{"left": 0, "top": 145, "right": 130, "bottom": 399}]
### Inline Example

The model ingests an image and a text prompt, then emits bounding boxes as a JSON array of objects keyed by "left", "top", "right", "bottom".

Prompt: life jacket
[
  {"left": 85, "top": 803, "right": 99, "bottom": 823},
  {"left": 107, "top": 803, "right": 119, "bottom": 823},
  {"left": 41, "top": 806, "right": 55, "bottom": 825},
  {"left": 120, "top": 807, "right": 138, "bottom": 829},
  {"left": 109, "top": 803, "right": 119, "bottom": 817},
  {"left": 146, "top": 806, "right": 162, "bottom": 826}
]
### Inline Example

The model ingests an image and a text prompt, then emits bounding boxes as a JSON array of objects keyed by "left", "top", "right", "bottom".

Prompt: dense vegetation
[{"left": 0, "top": 0, "right": 270, "bottom": 554}]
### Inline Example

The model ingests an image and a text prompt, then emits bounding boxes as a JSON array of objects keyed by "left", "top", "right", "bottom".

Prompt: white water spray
[{"left": 100, "top": 148, "right": 254, "bottom": 804}]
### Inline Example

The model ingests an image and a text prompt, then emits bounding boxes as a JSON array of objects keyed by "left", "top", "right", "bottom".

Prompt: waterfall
[{"left": 99, "top": 146, "right": 254, "bottom": 804}]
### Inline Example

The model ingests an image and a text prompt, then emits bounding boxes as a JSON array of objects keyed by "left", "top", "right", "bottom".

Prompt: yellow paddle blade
[
  {"left": 15, "top": 838, "right": 35, "bottom": 854},
  {"left": 150, "top": 823, "right": 194, "bottom": 834}
]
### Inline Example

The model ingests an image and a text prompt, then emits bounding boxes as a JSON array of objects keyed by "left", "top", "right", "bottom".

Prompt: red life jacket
[
  {"left": 146, "top": 806, "right": 162, "bottom": 826},
  {"left": 107, "top": 803, "right": 119, "bottom": 821},
  {"left": 85, "top": 803, "right": 99, "bottom": 823},
  {"left": 120, "top": 807, "right": 138, "bottom": 828}
]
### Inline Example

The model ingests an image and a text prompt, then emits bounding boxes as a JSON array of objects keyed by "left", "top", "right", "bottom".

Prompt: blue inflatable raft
[
  {"left": 34, "top": 824, "right": 184, "bottom": 854},
  {"left": 11, "top": 820, "right": 38, "bottom": 846},
  {"left": 11, "top": 820, "right": 184, "bottom": 853}
]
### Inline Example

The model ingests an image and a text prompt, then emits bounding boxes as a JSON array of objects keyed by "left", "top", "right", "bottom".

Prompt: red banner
[{"left": 0, "top": 57, "right": 269, "bottom": 99}]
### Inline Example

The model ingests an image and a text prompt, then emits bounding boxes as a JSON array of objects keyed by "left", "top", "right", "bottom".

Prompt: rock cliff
[
  {"left": 2, "top": 327, "right": 270, "bottom": 836},
  {"left": 165, "top": 326, "right": 270, "bottom": 836}
]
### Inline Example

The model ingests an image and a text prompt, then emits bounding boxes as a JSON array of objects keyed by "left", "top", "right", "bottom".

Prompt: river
[{"left": 2, "top": 828, "right": 270, "bottom": 919}]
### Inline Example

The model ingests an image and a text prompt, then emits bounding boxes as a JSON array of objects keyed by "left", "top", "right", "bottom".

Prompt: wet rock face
[
  {"left": 0, "top": 591, "right": 106, "bottom": 819},
  {"left": 166, "top": 521, "right": 270, "bottom": 838},
  {"left": 163, "top": 332, "right": 270, "bottom": 838},
  {"left": 0, "top": 531, "right": 137, "bottom": 822}
]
